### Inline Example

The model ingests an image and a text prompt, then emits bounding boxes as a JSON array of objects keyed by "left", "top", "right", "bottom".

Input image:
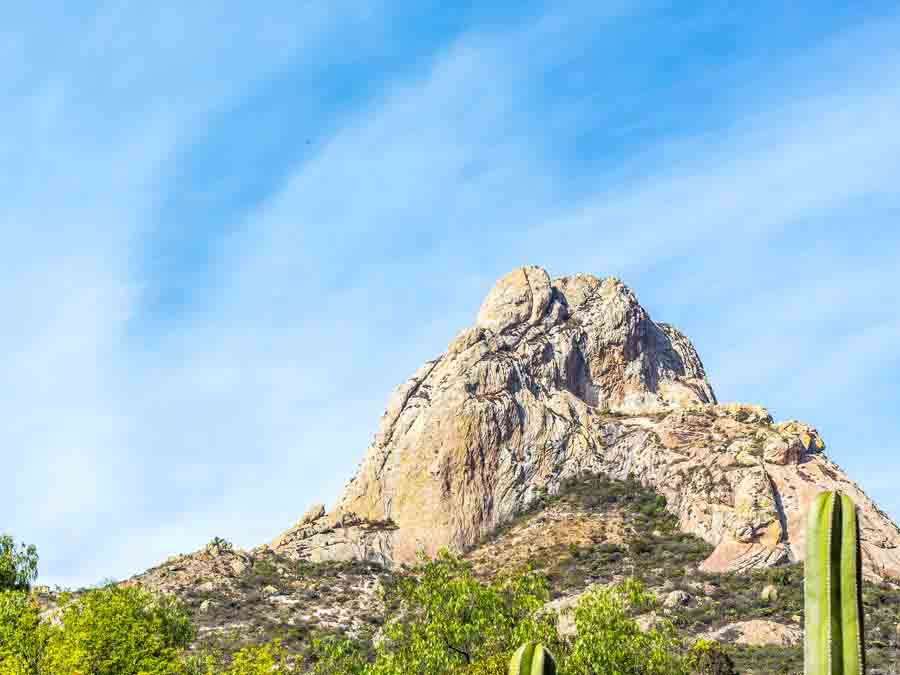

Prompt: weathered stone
[
  {"left": 762, "top": 437, "right": 802, "bottom": 465},
  {"left": 125, "top": 542, "right": 254, "bottom": 598},
  {"left": 703, "top": 619, "right": 802, "bottom": 647},
  {"left": 476, "top": 266, "right": 552, "bottom": 333},
  {"left": 266, "top": 266, "right": 900, "bottom": 582},
  {"left": 717, "top": 404, "right": 772, "bottom": 424},
  {"left": 301, "top": 503, "right": 326, "bottom": 525},
  {"left": 776, "top": 421, "right": 825, "bottom": 453}
]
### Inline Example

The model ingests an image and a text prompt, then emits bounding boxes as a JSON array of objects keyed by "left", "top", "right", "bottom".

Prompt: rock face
[
  {"left": 125, "top": 538, "right": 254, "bottom": 595},
  {"left": 270, "top": 266, "right": 900, "bottom": 581},
  {"left": 703, "top": 619, "right": 803, "bottom": 647}
]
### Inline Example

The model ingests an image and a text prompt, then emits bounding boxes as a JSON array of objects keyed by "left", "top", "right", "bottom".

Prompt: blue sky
[{"left": 3, "top": 2, "right": 900, "bottom": 589}]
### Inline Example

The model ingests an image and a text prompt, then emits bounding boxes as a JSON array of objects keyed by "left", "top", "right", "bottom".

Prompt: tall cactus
[
  {"left": 804, "top": 490, "right": 866, "bottom": 674},
  {"left": 509, "top": 642, "right": 556, "bottom": 675}
]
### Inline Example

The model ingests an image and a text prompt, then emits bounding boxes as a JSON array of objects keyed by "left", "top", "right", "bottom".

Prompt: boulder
[
  {"left": 301, "top": 503, "right": 326, "bottom": 525},
  {"left": 664, "top": 590, "right": 691, "bottom": 607},
  {"left": 703, "top": 619, "right": 802, "bottom": 647}
]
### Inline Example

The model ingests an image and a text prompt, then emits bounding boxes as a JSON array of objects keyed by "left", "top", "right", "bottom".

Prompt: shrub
[
  {"left": 307, "top": 635, "right": 367, "bottom": 675},
  {"left": 0, "top": 590, "right": 51, "bottom": 674},
  {"left": 42, "top": 583, "right": 195, "bottom": 675},
  {"left": 366, "top": 550, "right": 558, "bottom": 675},
  {"left": 566, "top": 578, "right": 688, "bottom": 675},
  {"left": 686, "top": 639, "right": 737, "bottom": 675},
  {"left": 216, "top": 640, "right": 294, "bottom": 675}
]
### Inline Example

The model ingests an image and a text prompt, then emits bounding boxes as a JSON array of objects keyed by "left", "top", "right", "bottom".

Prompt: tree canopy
[{"left": 0, "top": 535, "right": 38, "bottom": 592}]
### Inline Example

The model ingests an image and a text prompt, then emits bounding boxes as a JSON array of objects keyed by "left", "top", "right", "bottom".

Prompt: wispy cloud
[
  {"left": 4, "top": 2, "right": 900, "bottom": 588},
  {"left": 2, "top": 1, "right": 388, "bottom": 587}
]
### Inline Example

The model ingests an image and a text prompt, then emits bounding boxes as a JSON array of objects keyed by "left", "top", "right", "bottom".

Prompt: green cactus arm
[
  {"left": 804, "top": 491, "right": 841, "bottom": 674},
  {"left": 509, "top": 642, "right": 556, "bottom": 675},
  {"left": 838, "top": 493, "right": 865, "bottom": 675},
  {"left": 530, "top": 644, "right": 556, "bottom": 675},
  {"left": 510, "top": 642, "right": 535, "bottom": 675},
  {"left": 804, "top": 491, "right": 867, "bottom": 675}
]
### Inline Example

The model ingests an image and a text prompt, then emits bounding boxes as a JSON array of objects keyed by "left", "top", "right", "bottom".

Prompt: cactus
[
  {"left": 509, "top": 642, "right": 556, "bottom": 675},
  {"left": 804, "top": 491, "right": 865, "bottom": 674}
]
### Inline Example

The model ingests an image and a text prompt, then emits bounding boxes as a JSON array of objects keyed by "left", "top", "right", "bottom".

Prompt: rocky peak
[
  {"left": 472, "top": 266, "right": 716, "bottom": 408},
  {"left": 269, "top": 266, "right": 900, "bottom": 581}
]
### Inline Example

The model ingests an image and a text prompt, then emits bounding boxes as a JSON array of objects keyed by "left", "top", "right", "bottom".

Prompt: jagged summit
[{"left": 267, "top": 266, "right": 900, "bottom": 581}]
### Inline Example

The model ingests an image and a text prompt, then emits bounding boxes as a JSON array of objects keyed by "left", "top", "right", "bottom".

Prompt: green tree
[
  {"left": 367, "top": 550, "right": 558, "bottom": 675},
  {"left": 0, "top": 590, "right": 51, "bottom": 675},
  {"left": 42, "top": 583, "right": 194, "bottom": 675},
  {"left": 0, "top": 535, "right": 38, "bottom": 592},
  {"left": 565, "top": 578, "right": 688, "bottom": 675}
]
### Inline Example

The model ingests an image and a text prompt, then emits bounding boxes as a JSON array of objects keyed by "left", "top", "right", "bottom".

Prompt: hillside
[
  {"left": 106, "top": 265, "right": 900, "bottom": 672},
  {"left": 105, "top": 471, "right": 900, "bottom": 673}
]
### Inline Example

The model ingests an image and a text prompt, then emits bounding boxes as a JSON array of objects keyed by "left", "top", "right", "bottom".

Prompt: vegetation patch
[{"left": 4, "top": 472, "right": 900, "bottom": 673}]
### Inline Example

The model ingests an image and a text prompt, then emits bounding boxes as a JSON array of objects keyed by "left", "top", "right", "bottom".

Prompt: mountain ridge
[{"left": 263, "top": 265, "right": 900, "bottom": 581}]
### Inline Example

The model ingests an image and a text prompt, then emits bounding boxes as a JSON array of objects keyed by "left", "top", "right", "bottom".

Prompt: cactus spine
[
  {"left": 804, "top": 491, "right": 865, "bottom": 674},
  {"left": 509, "top": 642, "right": 556, "bottom": 675}
]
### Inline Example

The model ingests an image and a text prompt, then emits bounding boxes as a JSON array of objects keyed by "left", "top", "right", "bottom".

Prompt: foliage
[
  {"left": 367, "top": 550, "right": 559, "bottom": 675},
  {"left": 209, "top": 537, "right": 234, "bottom": 553},
  {"left": 685, "top": 639, "right": 737, "bottom": 675},
  {"left": 305, "top": 635, "right": 367, "bottom": 675},
  {"left": 0, "top": 535, "right": 38, "bottom": 592},
  {"left": 0, "top": 590, "right": 51, "bottom": 675},
  {"left": 457, "top": 652, "right": 510, "bottom": 675},
  {"left": 1, "top": 583, "right": 194, "bottom": 675},
  {"left": 41, "top": 584, "right": 194, "bottom": 675},
  {"left": 214, "top": 640, "right": 294, "bottom": 675},
  {"left": 7, "top": 476, "right": 900, "bottom": 674},
  {"left": 565, "top": 578, "right": 689, "bottom": 675}
]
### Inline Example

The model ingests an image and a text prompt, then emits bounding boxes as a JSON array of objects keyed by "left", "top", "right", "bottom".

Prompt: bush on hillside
[
  {"left": 686, "top": 639, "right": 738, "bottom": 675},
  {"left": 565, "top": 577, "right": 689, "bottom": 675},
  {"left": 366, "top": 550, "right": 559, "bottom": 675},
  {"left": 42, "top": 583, "right": 195, "bottom": 675},
  {"left": 1, "top": 582, "right": 194, "bottom": 675},
  {"left": 0, "top": 590, "right": 51, "bottom": 674}
]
